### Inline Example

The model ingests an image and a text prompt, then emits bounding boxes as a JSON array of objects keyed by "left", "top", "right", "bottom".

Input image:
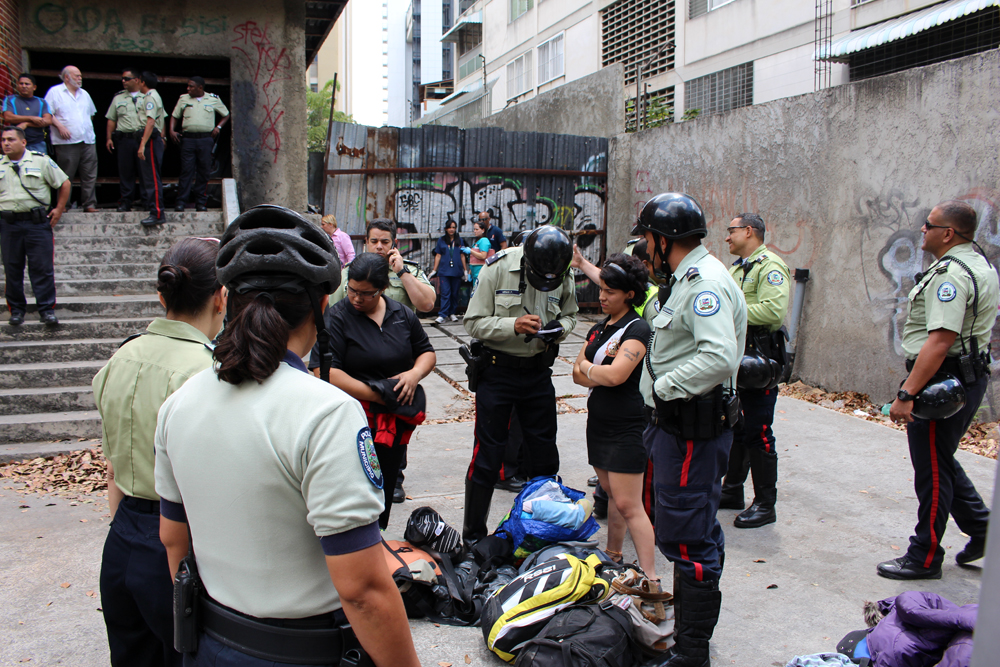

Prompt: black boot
[
  {"left": 463, "top": 481, "right": 494, "bottom": 543},
  {"left": 656, "top": 568, "right": 721, "bottom": 667},
  {"left": 718, "top": 440, "right": 749, "bottom": 510},
  {"left": 734, "top": 448, "right": 777, "bottom": 528}
]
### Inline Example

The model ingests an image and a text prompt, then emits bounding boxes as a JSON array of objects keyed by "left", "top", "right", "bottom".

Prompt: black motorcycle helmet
[
  {"left": 737, "top": 353, "right": 780, "bottom": 390},
  {"left": 522, "top": 225, "right": 573, "bottom": 292},
  {"left": 630, "top": 193, "right": 707, "bottom": 239},
  {"left": 912, "top": 373, "right": 967, "bottom": 420},
  {"left": 216, "top": 205, "right": 341, "bottom": 384}
]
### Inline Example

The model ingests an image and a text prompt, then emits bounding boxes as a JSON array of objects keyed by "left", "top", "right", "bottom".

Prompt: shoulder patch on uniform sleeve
[
  {"left": 685, "top": 267, "right": 700, "bottom": 280},
  {"left": 765, "top": 270, "right": 784, "bottom": 286},
  {"left": 693, "top": 291, "right": 721, "bottom": 316},
  {"left": 937, "top": 282, "right": 957, "bottom": 302},
  {"left": 357, "top": 426, "right": 383, "bottom": 489},
  {"left": 146, "top": 101, "right": 154, "bottom": 110}
]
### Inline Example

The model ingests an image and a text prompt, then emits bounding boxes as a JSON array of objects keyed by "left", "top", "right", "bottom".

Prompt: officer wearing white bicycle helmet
[{"left": 154, "top": 205, "right": 419, "bottom": 667}]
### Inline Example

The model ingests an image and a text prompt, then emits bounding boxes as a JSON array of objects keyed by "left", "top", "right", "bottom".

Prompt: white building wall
[
  {"left": 421, "top": 0, "right": 445, "bottom": 84},
  {"left": 387, "top": 0, "right": 410, "bottom": 126}
]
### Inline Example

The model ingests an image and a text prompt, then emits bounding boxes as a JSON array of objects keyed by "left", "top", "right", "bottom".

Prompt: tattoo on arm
[{"left": 622, "top": 348, "right": 639, "bottom": 362}]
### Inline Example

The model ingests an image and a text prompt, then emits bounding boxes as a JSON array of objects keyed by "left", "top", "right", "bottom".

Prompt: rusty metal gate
[{"left": 323, "top": 123, "right": 608, "bottom": 305}]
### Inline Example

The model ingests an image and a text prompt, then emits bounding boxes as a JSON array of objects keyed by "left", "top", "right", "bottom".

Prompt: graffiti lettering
[
  {"left": 31, "top": 4, "right": 227, "bottom": 42},
  {"left": 232, "top": 21, "right": 291, "bottom": 164}
]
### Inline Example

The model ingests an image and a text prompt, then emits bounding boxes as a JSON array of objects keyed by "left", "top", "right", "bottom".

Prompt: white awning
[
  {"left": 816, "top": 0, "right": 999, "bottom": 60},
  {"left": 441, "top": 11, "right": 483, "bottom": 43},
  {"left": 438, "top": 74, "right": 497, "bottom": 105}
]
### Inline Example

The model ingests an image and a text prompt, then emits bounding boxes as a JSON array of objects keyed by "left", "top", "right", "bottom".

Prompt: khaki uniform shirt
[
  {"left": 172, "top": 93, "right": 229, "bottom": 133},
  {"left": 901, "top": 242, "right": 1000, "bottom": 359},
  {"left": 641, "top": 245, "right": 748, "bottom": 406},
  {"left": 92, "top": 319, "right": 215, "bottom": 501},
  {"left": 329, "top": 257, "right": 432, "bottom": 313},
  {"left": 728, "top": 244, "right": 790, "bottom": 332},
  {"left": 105, "top": 90, "right": 145, "bottom": 133},
  {"left": 0, "top": 151, "right": 69, "bottom": 212},
  {"left": 141, "top": 89, "right": 165, "bottom": 135},
  {"left": 464, "top": 246, "right": 579, "bottom": 357}
]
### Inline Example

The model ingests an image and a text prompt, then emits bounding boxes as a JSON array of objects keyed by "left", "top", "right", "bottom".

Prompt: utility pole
[{"left": 636, "top": 40, "right": 674, "bottom": 131}]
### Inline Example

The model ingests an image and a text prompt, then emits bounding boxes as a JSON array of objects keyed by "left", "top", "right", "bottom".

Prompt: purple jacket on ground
[{"left": 867, "top": 592, "right": 977, "bottom": 667}]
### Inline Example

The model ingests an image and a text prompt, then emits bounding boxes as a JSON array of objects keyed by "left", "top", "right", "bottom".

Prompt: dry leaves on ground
[
  {"left": 0, "top": 448, "right": 108, "bottom": 500},
  {"left": 781, "top": 381, "right": 998, "bottom": 459}
]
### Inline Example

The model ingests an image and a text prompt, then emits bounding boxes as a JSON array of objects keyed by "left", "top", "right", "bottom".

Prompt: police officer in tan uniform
[
  {"left": 462, "top": 225, "right": 578, "bottom": 542},
  {"left": 105, "top": 68, "right": 146, "bottom": 212},
  {"left": 137, "top": 72, "right": 165, "bottom": 227},
  {"left": 878, "top": 200, "right": 999, "bottom": 580},
  {"left": 1, "top": 126, "right": 70, "bottom": 326},
  {"left": 170, "top": 77, "right": 229, "bottom": 212}
]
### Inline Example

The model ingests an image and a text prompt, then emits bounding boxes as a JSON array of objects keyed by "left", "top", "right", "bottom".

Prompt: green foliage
[
  {"left": 681, "top": 108, "right": 700, "bottom": 122},
  {"left": 307, "top": 78, "right": 355, "bottom": 153},
  {"left": 625, "top": 95, "right": 676, "bottom": 132}
]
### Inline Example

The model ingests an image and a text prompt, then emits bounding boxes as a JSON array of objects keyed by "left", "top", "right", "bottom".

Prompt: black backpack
[{"left": 514, "top": 604, "right": 639, "bottom": 667}]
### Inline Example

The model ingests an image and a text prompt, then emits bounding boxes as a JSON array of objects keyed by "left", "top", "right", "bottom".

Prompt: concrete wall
[
  {"left": 608, "top": 49, "right": 1000, "bottom": 416},
  {"left": 467, "top": 63, "right": 624, "bottom": 138},
  {"left": 20, "top": 0, "right": 309, "bottom": 210}
]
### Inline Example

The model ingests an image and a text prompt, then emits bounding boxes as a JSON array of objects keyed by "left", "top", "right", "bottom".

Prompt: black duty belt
[
  {"left": 183, "top": 131, "right": 213, "bottom": 139},
  {"left": 485, "top": 347, "right": 556, "bottom": 370},
  {"left": 201, "top": 596, "right": 357, "bottom": 665},
  {"left": 0, "top": 211, "right": 36, "bottom": 222},
  {"left": 906, "top": 356, "right": 961, "bottom": 375},
  {"left": 121, "top": 496, "right": 159, "bottom": 514},
  {"left": 113, "top": 130, "right": 143, "bottom": 140}
]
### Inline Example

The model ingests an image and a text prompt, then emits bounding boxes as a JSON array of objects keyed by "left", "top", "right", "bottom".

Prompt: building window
[
  {"left": 602, "top": 0, "right": 676, "bottom": 87},
  {"left": 458, "top": 23, "right": 483, "bottom": 55},
  {"left": 510, "top": 0, "right": 533, "bottom": 23},
  {"left": 690, "top": 0, "right": 734, "bottom": 20},
  {"left": 537, "top": 33, "right": 565, "bottom": 85},
  {"left": 459, "top": 51, "right": 483, "bottom": 79},
  {"left": 684, "top": 62, "right": 752, "bottom": 117},
  {"left": 506, "top": 50, "right": 533, "bottom": 100}
]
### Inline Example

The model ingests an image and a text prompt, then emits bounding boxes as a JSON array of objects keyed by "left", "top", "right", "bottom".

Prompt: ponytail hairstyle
[
  {"left": 600, "top": 253, "right": 648, "bottom": 308},
  {"left": 157, "top": 237, "right": 221, "bottom": 316},
  {"left": 214, "top": 287, "right": 314, "bottom": 385}
]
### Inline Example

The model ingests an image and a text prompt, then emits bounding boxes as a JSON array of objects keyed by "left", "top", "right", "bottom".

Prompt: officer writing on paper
[
  {"left": 1, "top": 126, "right": 70, "bottom": 327},
  {"left": 718, "top": 213, "right": 790, "bottom": 529},
  {"left": 461, "top": 225, "right": 578, "bottom": 543},
  {"left": 635, "top": 193, "right": 746, "bottom": 667},
  {"left": 877, "top": 201, "right": 998, "bottom": 581}
]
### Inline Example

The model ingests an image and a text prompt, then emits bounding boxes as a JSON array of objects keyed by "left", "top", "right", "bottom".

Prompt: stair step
[
  {"left": 0, "top": 386, "right": 95, "bottom": 414},
  {"left": 11, "top": 277, "right": 156, "bottom": 296},
  {"left": 55, "top": 234, "right": 220, "bottom": 251},
  {"left": 1, "top": 296, "right": 161, "bottom": 319},
  {"left": 0, "top": 410, "right": 101, "bottom": 444},
  {"left": 54, "top": 263, "right": 157, "bottom": 280},
  {"left": 0, "top": 317, "right": 150, "bottom": 341},
  {"left": 0, "top": 338, "right": 121, "bottom": 364},
  {"left": 0, "top": 360, "right": 107, "bottom": 389},
  {"left": 55, "top": 219, "right": 224, "bottom": 238},
  {"left": 49, "top": 248, "right": 174, "bottom": 265},
  {"left": 0, "top": 438, "right": 102, "bottom": 463}
]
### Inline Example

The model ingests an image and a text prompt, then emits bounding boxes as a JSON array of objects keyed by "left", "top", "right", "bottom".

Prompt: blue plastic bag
[{"left": 494, "top": 476, "right": 600, "bottom": 560}]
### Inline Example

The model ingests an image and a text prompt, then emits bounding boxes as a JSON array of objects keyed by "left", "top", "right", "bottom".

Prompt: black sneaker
[
  {"left": 8, "top": 311, "right": 25, "bottom": 326},
  {"left": 196, "top": 204, "right": 208, "bottom": 212},
  {"left": 876, "top": 556, "right": 941, "bottom": 580},
  {"left": 141, "top": 214, "right": 165, "bottom": 227},
  {"left": 174, "top": 203, "right": 186, "bottom": 212},
  {"left": 956, "top": 536, "right": 986, "bottom": 565},
  {"left": 39, "top": 312, "right": 59, "bottom": 326},
  {"left": 495, "top": 476, "right": 526, "bottom": 492}
]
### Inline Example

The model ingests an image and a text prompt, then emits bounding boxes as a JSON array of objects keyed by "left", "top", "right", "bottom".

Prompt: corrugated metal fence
[{"left": 323, "top": 123, "right": 608, "bottom": 304}]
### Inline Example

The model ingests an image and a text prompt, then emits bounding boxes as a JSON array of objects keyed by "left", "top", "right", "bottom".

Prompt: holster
[
  {"left": 173, "top": 553, "right": 201, "bottom": 654},
  {"left": 652, "top": 385, "right": 741, "bottom": 439},
  {"left": 459, "top": 339, "right": 489, "bottom": 393},
  {"left": 30, "top": 206, "right": 48, "bottom": 224}
]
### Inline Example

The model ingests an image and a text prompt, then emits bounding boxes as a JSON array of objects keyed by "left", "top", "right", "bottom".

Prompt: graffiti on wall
[{"left": 231, "top": 20, "right": 289, "bottom": 165}]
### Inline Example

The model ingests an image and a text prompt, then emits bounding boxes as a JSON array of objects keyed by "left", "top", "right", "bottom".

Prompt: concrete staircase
[{"left": 0, "top": 211, "right": 226, "bottom": 461}]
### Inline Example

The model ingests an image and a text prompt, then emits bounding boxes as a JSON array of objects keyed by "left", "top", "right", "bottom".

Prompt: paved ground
[{"left": 1, "top": 319, "right": 996, "bottom": 666}]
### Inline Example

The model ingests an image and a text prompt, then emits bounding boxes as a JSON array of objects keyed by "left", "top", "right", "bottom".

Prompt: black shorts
[{"left": 586, "top": 416, "right": 647, "bottom": 474}]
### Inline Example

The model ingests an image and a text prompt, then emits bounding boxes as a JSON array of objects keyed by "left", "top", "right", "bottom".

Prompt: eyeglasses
[
  {"left": 346, "top": 286, "right": 382, "bottom": 300},
  {"left": 922, "top": 221, "right": 953, "bottom": 232},
  {"left": 726, "top": 226, "right": 750, "bottom": 234}
]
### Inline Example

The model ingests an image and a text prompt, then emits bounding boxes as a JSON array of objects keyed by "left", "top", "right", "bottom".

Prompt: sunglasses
[
  {"left": 922, "top": 221, "right": 953, "bottom": 231},
  {"left": 726, "top": 225, "right": 750, "bottom": 234}
]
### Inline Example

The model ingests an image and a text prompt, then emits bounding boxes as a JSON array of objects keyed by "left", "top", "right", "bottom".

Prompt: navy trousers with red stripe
[
  {"left": 905, "top": 374, "right": 991, "bottom": 570},
  {"left": 139, "top": 133, "right": 164, "bottom": 218},
  {"left": 645, "top": 423, "right": 731, "bottom": 582},
  {"left": 468, "top": 363, "right": 559, "bottom": 488},
  {"left": 723, "top": 387, "right": 778, "bottom": 491}
]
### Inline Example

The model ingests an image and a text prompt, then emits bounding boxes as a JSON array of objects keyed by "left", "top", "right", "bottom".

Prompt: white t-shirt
[
  {"left": 43, "top": 84, "right": 97, "bottom": 145},
  {"left": 154, "top": 361, "right": 386, "bottom": 618}
]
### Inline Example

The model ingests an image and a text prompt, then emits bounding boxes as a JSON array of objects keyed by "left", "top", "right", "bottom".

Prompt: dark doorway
[{"left": 27, "top": 51, "right": 232, "bottom": 208}]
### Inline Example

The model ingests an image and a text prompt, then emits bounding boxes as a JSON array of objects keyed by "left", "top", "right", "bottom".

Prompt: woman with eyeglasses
[
  {"left": 572, "top": 253, "right": 657, "bottom": 580},
  {"left": 321, "top": 252, "right": 436, "bottom": 528}
]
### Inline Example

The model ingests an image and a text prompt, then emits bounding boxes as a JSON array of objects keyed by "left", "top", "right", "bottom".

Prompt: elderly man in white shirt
[{"left": 44, "top": 66, "right": 98, "bottom": 212}]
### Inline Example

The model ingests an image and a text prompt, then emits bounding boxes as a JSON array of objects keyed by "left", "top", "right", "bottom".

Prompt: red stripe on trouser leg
[
  {"left": 150, "top": 146, "right": 161, "bottom": 217},
  {"left": 680, "top": 440, "right": 693, "bottom": 486},
  {"left": 762, "top": 424, "right": 769, "bottom": 452},
  {"left": 679, "top": 544, "right": 703, "bottom": 581},
  {"left": 467, "top": 409, "right": 481, "bottom": 481},
  {"left": 923, "top": 421, "right": 941, "bottom": 569}
]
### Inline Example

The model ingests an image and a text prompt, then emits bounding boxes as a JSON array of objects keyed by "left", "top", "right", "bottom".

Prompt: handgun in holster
[
  {"left": 653, "top": 385, "right": 741, "bottom": 439},
  {"left": 459, "top": 339, "right": 489, "bottom": 392},
  {"left": 30, "top": 206, "right": 48, "bottom": 224},
  {"left": 173, "top": 553, "right": 201, "bottom": 653}
]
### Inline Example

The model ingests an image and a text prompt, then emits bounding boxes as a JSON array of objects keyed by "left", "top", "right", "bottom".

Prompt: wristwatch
[
  {"left": 897, "top": 389, "right": 917, "bottom": 402},
  {"left": 396, "top": 265, "right": 411, "bottom": 278}
]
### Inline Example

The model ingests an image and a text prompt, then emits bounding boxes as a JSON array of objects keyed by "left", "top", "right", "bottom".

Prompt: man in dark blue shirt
[
  {"left": 2, "top": 74, "right": 52, "bottom": 154},
  {"left": 478, "top": 209, "right": 508, "bottom": 252}
]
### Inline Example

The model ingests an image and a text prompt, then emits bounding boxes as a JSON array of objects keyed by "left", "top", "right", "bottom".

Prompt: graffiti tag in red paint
[{"left": 231, "top": 21, "right": 292, "bottom": 163}]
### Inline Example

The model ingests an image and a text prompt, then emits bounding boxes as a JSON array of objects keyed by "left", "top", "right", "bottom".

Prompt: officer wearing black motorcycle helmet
[
  {"left": 880, "top": 200, "right": 999, "bottom": 581},
  {"left": 462, "top": 225, "right": 579, "bottom": 543},
  {"left": 634, "top": 193, "right": 747, "bottom": 667}
]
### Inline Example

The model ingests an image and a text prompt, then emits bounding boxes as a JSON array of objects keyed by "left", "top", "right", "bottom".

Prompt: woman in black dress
[
  {"left": 572, "top": 253, "right": 656, "bottom": 579},
  {"left": 323, "top": 253, "right": 437, "bottom": 528}
]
